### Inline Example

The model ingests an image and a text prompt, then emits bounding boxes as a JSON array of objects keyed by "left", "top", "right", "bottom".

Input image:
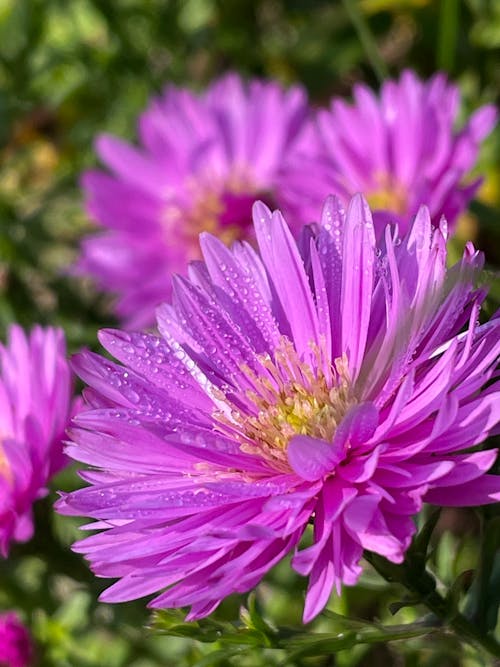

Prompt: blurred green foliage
[{"left": 0, "top": 1, "right": 499, "bottom": 665}]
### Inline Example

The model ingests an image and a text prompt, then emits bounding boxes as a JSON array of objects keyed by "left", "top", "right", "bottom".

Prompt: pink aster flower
[
  {"left": 0, "top": 325, "right": 77, "bottom": 556},
  {"left": 0, "top": 612, "right": 34, "bottom": 667},
  {"left": 58, "top": 195, "right": 500, "bottom": 623},
  {"left": 78, "top": 72, "right": 309, "bottom": 328},
  {"left": 280, "top": 70, "right": 497, "bottom": 234}
]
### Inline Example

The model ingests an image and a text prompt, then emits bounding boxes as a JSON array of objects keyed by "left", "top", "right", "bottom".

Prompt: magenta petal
[
  {"left": 341, "top": 194, "right": 376, "bottom": 380},
  {"left": 0, "top": 612, "right": 34, "bottom": 667},
  {"left": 303, "top": 547, "right": 335, "bottom": 623},
  {"left": 339, "top": 445, "right": 383, "bottom": 483},
  {"left": 0, "top": 325, "right": 76, "bottom": 556},
  {"left": 95, "top": 134, "right": 165, "bottom": 197},
  {"left": 425, "top": 474, "right": 500, "bottom": 506},
  {"left": 468, "top": 104, "right": 497, "bottom": 142},
  {"left": 252, "top": 202, "right": 321, "bottom": 359},
  {"left": 334, "top": 403, "right": 379, "bottom": 450},
  {"left": 287, "top": 436, "right": 344, "bottom": 481},
  {"left": 430, "top": 450, "right": 498, "bottom": 487}
]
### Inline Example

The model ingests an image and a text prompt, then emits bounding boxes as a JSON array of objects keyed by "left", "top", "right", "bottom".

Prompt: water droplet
[{"left": 123, "top": 388, "right": 140, "bottom": 404}]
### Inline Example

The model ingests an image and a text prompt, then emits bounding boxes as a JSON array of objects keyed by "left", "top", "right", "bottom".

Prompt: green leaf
[
  {"left": 465, "top": 515, "right": 500, "bottom": 632},
  {"left": 240, "top": 592, "right": 277, "bottom": 640},
  {"left": 407, "top": 509, "right": 441, "bottom": 571}
]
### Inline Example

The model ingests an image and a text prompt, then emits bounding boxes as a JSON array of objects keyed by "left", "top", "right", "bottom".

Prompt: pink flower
[
  {"left": 58, "top": 195, "right": 500, "bottom": 623},
  {"left": 78, "top": 73, "right": 309, "bottom": 328},
  {"left": 0, "top": 613, "right": 33, "bottom": 667},
  {"left": 0, "top": 325, "right": 77, "bottom": 556},
  {"left": 280, "top": 70, "right": 497, "bottom": 234}
]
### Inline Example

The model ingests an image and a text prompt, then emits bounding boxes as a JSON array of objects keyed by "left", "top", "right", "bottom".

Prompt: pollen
[
  {"left": 0, "top": 443, "right": 12, "bottom": 483},
  {"left": 366, "top": 173, "right": 407, "bottom": 215},
  {"left": 213, "top": 337, "right": 356, "bottom": 467},
  {"left": 162, "top": 168, "right": 258, "bottom": 258}
]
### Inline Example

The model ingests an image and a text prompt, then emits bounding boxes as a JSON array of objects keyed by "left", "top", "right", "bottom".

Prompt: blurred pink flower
[
  {"left": 58, "top": 195, "right": 500, "bottom": 623},
  {"left": 0, "top": 325, "right": 77, "bottom": 556},
  {"left": 78, "top": 73, "right": 309, "bottom": 328},
  {"left": 0, "top": 612, "right": 33, "bottom": 667},
  {"left": 280, "top": 70, "right": 497, "bottom": 234}
]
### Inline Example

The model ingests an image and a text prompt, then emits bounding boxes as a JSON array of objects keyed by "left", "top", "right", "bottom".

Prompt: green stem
[
  {"left": 281, "top": 622, "right": 436, "bottom": 659},
  {"left": 365, "top": 552, "right": 500, "bottom": 659},
  {"left": 437, "top": 0, "right": 459, "bottom": 74},
  {"left": 342, "top": 0, "right": 388, "bottom": 83}
]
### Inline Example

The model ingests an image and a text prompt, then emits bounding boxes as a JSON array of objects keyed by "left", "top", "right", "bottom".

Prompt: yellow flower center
[
  {"left": 213, "top": 338, "right": 355, "bottom": 468},
  {"left": 365, "top": 174, "right": 407, "bottom": 216},
  {"left": 0, "top": 443, "right": 12, "bottom": 483},
  {"left": 162, "top": 167, "right": 259, "bottom": 260}
]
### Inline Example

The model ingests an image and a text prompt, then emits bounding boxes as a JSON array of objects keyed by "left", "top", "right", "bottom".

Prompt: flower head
[
  {"left": 78, "top": 73, "right": 309, "bottom": 328},
  {"left": 0, "top": 612, "right": 33, "bottom": 667},
  {"left": 0, "top": 325, "right": 77, "bottom": 556},
  {"left": 59, "top": 195, "right": 500, "bottom": 623},
  {"left": 280, "top": 70, "right": 497, "bottom": 234}
]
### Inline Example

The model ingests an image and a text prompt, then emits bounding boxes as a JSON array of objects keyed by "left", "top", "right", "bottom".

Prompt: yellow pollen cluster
[
  {"left": 366, "top": 173, "right": 407, "bottom": 216},
  {"left": 162, "top": 168, "right": 258, "bottom": 258},
  {"left": 0, "top": 443, "right": 12, "bottom": 482},
  {"left": 214, "top": 338, "right": 355, "bottom": 467}
]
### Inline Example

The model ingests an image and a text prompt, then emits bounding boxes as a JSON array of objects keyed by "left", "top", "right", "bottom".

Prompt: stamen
[
  {"left": 366, "top": 173, "right": 407, "bottom": 215},
  {"left": 0, "top": 443, "right": 12, "bottom": 483},
  {"left": 162, "top": 168, "right": 259, "bottom": 256},
  {"left": 212, "top": 337, "right": 356, "bottom": 467}
]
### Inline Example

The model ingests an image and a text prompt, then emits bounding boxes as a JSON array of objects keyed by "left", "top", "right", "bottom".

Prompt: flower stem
[
  {"left": 364, "top": 551, "right": 500, "bottom": 659},
  {"left": 437, "top": 0, "right": 459, "bottom": 74},
  {"left": 341, "top": 0, "right": 388, "bottom": 83}
]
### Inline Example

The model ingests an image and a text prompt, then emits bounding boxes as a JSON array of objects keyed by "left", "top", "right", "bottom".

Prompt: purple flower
[
  {"left": 280, "top": 70, "right": 497, "bottom": 234},
  {"left": 78, "top": 73, "right": 309, "bottom": 328},
  {"left": 58, "top": 195, "right": 500, "bottom": 623},
  {"left": 0, "top": 612, "right": 34, "bottom": 667},
  {"left": 0, "top": 325, "right": 77, "bottom": 556}
]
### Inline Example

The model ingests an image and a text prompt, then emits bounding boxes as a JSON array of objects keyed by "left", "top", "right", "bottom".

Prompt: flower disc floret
[{"left": 216, "top": 340, "right": 354, "bottom": 466}]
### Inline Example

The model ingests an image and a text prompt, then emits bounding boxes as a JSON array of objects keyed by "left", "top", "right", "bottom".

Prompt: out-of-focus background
[{"left": 0, "top": 1, "right": 499, "bottom": 665}]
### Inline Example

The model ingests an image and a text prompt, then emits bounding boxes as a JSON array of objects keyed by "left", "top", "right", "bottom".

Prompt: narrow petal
[
  {"left": 341, "top": 194, "right": 376, "bottom": 379},
  {"left": 287, "top": 436, "right": 344, "bottom": 481},
  {"left": 253, "top": 202, "right": 320, "bottom": 359}
]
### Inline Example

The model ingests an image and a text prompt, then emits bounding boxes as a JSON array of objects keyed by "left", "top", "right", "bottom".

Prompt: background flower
[
  {"left": 0, "top": 325, "right": 77, "bottom": 556},
  {"left": 280, "top": 70, "right": 497, "bottom": 234},
  {"left": 0, "top": 612, "right": 34, "bottom": 667},
  {"left": 78, "top": 73, "right": 309, "bottom": 328},
  {"left": 58, "top": 195, "right": 500, "bottom": 623}
]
